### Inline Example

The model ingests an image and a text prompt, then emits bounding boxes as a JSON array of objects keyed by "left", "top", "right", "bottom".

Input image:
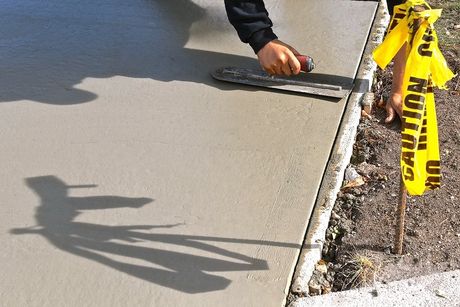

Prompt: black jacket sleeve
[{"left": 224, "top": 0, "right": 278, "bottom": 54}]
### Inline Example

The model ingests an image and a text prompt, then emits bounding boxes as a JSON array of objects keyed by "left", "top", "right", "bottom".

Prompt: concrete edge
[
  {"left": 290, "top": 269, "right": 460, "bottom": 307},
  {"left": 288, "top": 1, "right": 390, "bottom": 300}
]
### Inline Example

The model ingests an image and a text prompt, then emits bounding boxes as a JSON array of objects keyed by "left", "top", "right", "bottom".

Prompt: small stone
[
  {"left": 407, "top": 228, "right": 419, "bottom": 237},
  {"left": 356, "top": 162, "right": 378, "bottom": 177},
  {"left": 331, "top": 211, "right": 340, "bottom": 220},
  {"left": 345, "top": 166, "right": 360, "bottom": 181},
  {"left": 309, "top": 282, "right": 322, "bottom": 296},
  {"left": 316, "top": 263, "right": 328, "bottom": 274},
  {"left": 322, "top": 286, "right": 332, "bottom": 294},
  {"left": 435, "top": 289, "right": 447, "bottom": 299},
  {"left": 345, "top": 194, "right": 356, "bottom": 201},
  {"left": 454, "top": 24, "right": 460, "bottom": 29}
]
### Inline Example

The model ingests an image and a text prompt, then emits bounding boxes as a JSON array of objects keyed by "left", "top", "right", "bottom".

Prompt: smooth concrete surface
[
  {"left": 0, "top": 1, "right": 376, "bottom": 306},
  {"left": 291, "top": 270, "right": 460, "bottom": 307}
]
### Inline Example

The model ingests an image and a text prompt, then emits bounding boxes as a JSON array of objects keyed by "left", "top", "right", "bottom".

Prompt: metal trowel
[{"left": 212, "top": 55, "right": 350, "bottom": 99}]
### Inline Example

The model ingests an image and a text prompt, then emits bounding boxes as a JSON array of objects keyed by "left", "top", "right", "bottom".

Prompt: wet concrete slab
[{"left": 0, "top": 1, "right": 376, "bottom": 306}]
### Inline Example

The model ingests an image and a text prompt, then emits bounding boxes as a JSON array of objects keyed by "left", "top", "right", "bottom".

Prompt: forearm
[{"left": 224, "top": 0, "right": 278, "bottom": 53}]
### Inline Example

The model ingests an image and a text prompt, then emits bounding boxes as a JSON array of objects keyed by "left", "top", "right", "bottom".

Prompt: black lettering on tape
[
  {"left": 403, "top": 165, "right": 415, "bottom": 181},
  {"left": 404, "top": 94, "right": 425, "bottom": 110},
  {"left": 426, "top": 160, "right": 441, "bottom": 175},
  {"left": 417, "top": 143, "right": 427, "bottom": 150},
  {"left": 418, "top": 134, "right": 427, "bottom": 143},
  {"left": 403, "top": 110, "right": 423, "bottom": 120},
  {"left": 401, "top": 115, "right": 419, "bottom": 131},
  {"left": 402, "top": 150, "right": 415, "bottom": 168},
  {"left": 402, "top": 133, "right": 417, "bottom": 150},
  {"left": 389, "top": 13, "right": 407, "bottom": 31},
  {"left": 407, "top": 77, "right": 427, "bottom": 94},
  {"left": 426, "top": 176, "right": 441, "bottom": 189},
  {"left": 422, "top": 33, "right": 435, "bottom": 42},
  {"left": 425, "top": 181, "right": 440, "bottom": 189},
  {"left": 418, "top": 43, "right": 433, "bottom": 57}
]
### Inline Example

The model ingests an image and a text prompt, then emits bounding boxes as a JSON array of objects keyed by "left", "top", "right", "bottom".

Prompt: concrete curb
[
  {"left": 290, "top": 270, "right": 460, "bottom": 307},
  {"left": 288, "top": 1, "right": 390, "bottom": 299}
]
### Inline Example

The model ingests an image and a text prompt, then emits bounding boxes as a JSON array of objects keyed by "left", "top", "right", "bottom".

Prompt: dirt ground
[{"left": 307, "top": 0, "right": 460, "bottom": 294}]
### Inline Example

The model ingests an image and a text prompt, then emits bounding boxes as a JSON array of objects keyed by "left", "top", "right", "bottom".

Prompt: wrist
[{"left": 249, "top": 28, "right": 278, "bottom": 54}]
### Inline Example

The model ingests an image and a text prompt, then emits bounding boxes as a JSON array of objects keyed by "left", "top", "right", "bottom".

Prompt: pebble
[
  {"left": 316, "top": 263, "right": 328, "bottom": 274},
  {"left": 309, "top": 282, "right": 322, "bottom": 296},
  {"left": 435, "top": 289, "right": 448, "bottom": 299},
  {"left": 331, "top": 211, "right": 341, "bottom": 220},
  {"left": 345, "top": 166, "right": 363, "bottom": 182},
  {"left": 345, "top": 194, "right": 356, "bottom": 201}
]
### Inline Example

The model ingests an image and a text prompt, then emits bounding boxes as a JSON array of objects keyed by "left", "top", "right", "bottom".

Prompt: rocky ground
[{"left": 307, "top": 0, "right": 460, "bottom": 295}]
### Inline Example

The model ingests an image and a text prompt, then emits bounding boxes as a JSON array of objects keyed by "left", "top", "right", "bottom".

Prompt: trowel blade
[{"left": 211, "top": 67, "right": 350, "bottom": 99}]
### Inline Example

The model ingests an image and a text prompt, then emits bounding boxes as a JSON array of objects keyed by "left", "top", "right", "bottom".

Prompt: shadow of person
[
  {"left": 10, "top": 176, "right": 305, "bottom": 293},
  {"left": 0, "top": 0, "right": 258, "bottom": 105}
]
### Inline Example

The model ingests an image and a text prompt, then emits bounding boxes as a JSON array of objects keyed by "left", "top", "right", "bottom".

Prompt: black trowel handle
[{"left": 296, "top": 55, "right": 315, "bottom": 73}]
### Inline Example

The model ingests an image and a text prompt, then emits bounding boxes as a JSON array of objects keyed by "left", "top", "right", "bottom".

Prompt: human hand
[
  {"left": 256, "top": 39, "right": 301, "bottom": 76},
  {"left": 385, "top": 93, "right": 403, "bottom": 124}
]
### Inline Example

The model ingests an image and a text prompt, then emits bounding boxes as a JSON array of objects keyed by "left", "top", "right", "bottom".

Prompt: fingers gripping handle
[{"left": 296, "top": 55, "right": 315, "bottom": 72}]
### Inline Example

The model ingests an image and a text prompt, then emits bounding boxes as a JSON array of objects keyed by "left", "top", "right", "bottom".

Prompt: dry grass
[{"left": 337, "top": 252, "right": 381, "bottom": 290}]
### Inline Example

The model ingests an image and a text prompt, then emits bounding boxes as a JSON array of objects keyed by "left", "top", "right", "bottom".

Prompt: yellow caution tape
[{"left": 373, "top": 0, "right": 456, "bottom": 195}]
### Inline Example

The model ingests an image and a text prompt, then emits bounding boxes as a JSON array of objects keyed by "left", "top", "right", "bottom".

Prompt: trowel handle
[{"left": 296, "top": 55, "right": 315, "bottom": 73}]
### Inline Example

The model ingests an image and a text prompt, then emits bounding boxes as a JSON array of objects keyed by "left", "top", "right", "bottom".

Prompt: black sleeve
[
  {"left": 386, "top": 0, "right": 404, "bottom": 16},
  {"left": 224, "top": 0, "right": 278, "bottom": 54}
]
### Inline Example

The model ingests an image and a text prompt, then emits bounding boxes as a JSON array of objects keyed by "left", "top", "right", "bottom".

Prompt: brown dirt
[{"left": 308, "top": 0, "right": 460, "bottom": 294}]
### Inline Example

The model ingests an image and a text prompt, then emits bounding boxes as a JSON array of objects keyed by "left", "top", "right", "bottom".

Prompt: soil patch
[{"left": 308, "top": 0, "right": 460, "bottom": 294}]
